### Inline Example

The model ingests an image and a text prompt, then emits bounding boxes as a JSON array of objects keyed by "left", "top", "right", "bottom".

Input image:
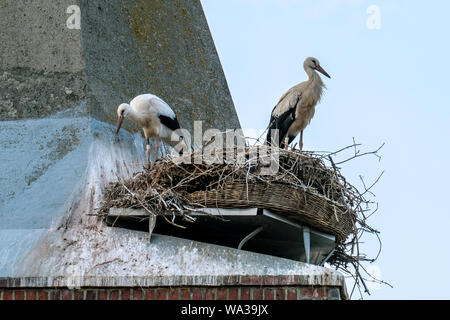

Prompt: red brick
[
  {"left": 144, "top": 289, "right": 155, "bottom": 300},
  {"left": 275, "top": 289, "right": 285, "bottom": 300},
  {"left": 312, "top": 287, "right": 326, "bottom": 299},
  {"left": 14, "top": 290, "right": 25, "bottom": 300},
  {"left": 109, "top": 290, "right": 120, "bottom": 300},
  {"left": 156, "top": 288, "right": 168, "bottom": 300},
  {"left": 263, "top": 288, "right": 274, "bottom": 300},
  {"left": 262, "top": 276, "right": 277, "bottom": 286},
  {"left": 49, "top": 290, "right": 61, "bottom": 300},
  {"left": 9, "top": 278, "right": 20, "bottom": 287},
  {"left": 278, "top": 275, "right": 298, "bottom": 285},
  {"left": 85, "top": 290, "right": 97, "bottom": 300},
  {"left": 327, "top": 287, "right": 341, "bottom": 300},
  {"left": 26, "top": 290, "right": 38, "bottom": 300},
  {"left": 38, "top": 290, "right": 49, "bottom": 300},
  {"left": 240, "top": 288, "right": 251, "bottom": 300},
  {"left": 168, "top": 288, "right": 179, "bottom": 300},
  {"left": 217, "top": 288, "right": 227, "bottom": 300},
  {"left": 240, "top": 275, "right": 261, "bottom": 285},
  {"left": 97, "top": 290, "right": 107, "bottom": 300},
  {"left": 299, "top": 287, "right": 314, "bottom": 299},
  {"left": 3, "top": 290, "right": 13, "bottom": 300},
  {"left": 121, "top": 289, "right": 131, "bottom": 300},
  {"left": 204, "top": 288, "right": 215, "bottom": 300},
  {"left": 298, "top": 286, "right": 327, "bottom": 299},
  {"left": 252, "top": 288, "right": 263, "bottom": 300},
  {"left": 73, "top": 290, "right": 84, "bottom": 300},
  {"left": 223, "top": 275, "right": 240, "bottom": 285},
  {"left": 228, "top": 288, "right": 238, "bottom": 300},
  {"left": 192, "top": 288, "right": 203, "bottom": 300},
  {"left": 61, "top": 290, "right": 73, "bottom": 300},
  {"left": 287, "top": 289, "right": 297, "bottom": 300},
  {"left": 179, "top": 288, "right": 190, "bottom": 300},
  {"left": 132, "top": 289, "right": 144, "bottom": 300}
]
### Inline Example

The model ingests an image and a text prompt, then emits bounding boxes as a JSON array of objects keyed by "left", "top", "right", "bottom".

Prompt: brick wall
[
  {"left": 0, "top": 286, "right": 341, "bottom": 300},
  {"left": 0, "top": 275, "right": 345, "bottom": 300}
]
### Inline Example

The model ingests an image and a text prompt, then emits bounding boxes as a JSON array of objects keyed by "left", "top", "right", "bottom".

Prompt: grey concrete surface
[
  {"left": 0, "top": 69, "right": 87, "bottom": 120},
  {"left": 0, "top": 118, "right": 89, "bottom": 226},
  {"left": 81, "top": 0, "right": 241, "bottom": 133},
  {"left": 0, "top": 0, "right": 84, "bottom": 72},
  {"left": 0, "top": 0, "right": 344, "bottom": 292},
  {"left": 0, "top": 0, "right": 85, "bottom": 120}
]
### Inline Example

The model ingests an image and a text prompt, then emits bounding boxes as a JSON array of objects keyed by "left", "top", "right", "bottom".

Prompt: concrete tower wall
[
  {"left": 0, "top": 0, "right": 240, "bottom": 277},
  {"left": 0, "top": 0, "right": 346, "bottom": 300}
]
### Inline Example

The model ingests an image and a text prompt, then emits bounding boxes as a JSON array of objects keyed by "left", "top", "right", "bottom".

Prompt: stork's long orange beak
[
  {"left": 116, "top": 115, "right": 124, "bottom": 134},
  {"left": 315, "top": 65, "right": 331, "bottom": 79}
]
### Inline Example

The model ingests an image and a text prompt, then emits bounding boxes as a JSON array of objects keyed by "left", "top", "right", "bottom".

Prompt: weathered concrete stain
[
  {"left": 0, "top": 0, "right": 86, "bottom": 121},
  {"left": 0, "top": 69, "right": 87, "bottom": 120},
  {"left": 0, "top": 0, "right": 84, "bottom": 72}
]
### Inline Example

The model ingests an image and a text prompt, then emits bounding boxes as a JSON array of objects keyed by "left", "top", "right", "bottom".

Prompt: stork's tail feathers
[{"left": 265, "top": 127, "right": 284, "bottom": 148}]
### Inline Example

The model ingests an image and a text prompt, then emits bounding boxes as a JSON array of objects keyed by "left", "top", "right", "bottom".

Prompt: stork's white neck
[
  {"left": 302, "top": 67, "right": 325, "bottom": 104},
  {"left": 306, "top": 68, "right": 324, "bottom": 88},
  {"left": 124, "top": 104, "right": 138, "bottom": 122}
]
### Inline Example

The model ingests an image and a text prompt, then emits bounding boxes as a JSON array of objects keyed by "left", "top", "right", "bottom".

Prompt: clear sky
[{"left": 201, "top": 0, "right": 450, "bottom": 299}]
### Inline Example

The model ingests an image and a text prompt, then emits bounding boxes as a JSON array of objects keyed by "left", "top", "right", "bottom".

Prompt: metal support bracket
[
  {"left": 238, "top": 226, "right": 264, "bottom": 250},
  {"left": 321, "top": 248, "right": 335, "bottom": 266},
  {"left": 303, "top": 227, "right": 311, "bottom": 264}
]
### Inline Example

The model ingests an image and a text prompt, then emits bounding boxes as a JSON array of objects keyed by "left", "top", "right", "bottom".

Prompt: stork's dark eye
[{"left": 121, "top": 110, "right": 125, "bottom": 115}]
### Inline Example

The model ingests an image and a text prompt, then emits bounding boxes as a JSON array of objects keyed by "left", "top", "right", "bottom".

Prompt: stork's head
[
  {"left": 116, "top": 103, "right": 130, "bottom": 134},
  {"left": 304, "top": 57, "right": 331, "bottom": 79}
]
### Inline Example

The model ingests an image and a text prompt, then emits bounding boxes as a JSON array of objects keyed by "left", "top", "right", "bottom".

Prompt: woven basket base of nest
[
  {"left": 187, "top": 179, "right": 353, "bottom": 242},
  {"left": 100, "top": 147, "right": 357, "bottom": 243}
]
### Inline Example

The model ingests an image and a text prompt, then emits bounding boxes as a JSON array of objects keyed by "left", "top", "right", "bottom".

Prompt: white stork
[
  {"left": 115, "top": 93, "right": 188, "bottom": 161},
  {"left": 266, "top": 57, "right": 331, "bottom": 151}
]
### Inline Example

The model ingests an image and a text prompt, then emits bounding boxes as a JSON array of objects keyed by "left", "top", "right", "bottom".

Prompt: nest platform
[{"left": 100, "top": 147, "right": 357, "bottom": 243}]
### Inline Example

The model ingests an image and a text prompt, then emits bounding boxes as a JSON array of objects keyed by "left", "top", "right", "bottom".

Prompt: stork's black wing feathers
[
  {"left": 266, "top": 109, "right": 295, "bottom": 148},
  {"left": 158, "top": 114, "right": 181, "bottom": 132},
  {"left": 266, "top": 97, "right": 300, "bottom": 148}
]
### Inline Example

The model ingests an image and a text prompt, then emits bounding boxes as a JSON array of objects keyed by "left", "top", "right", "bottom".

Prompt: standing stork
[
  {"left": 115, "top": 93, "right": 188, "bottom": 162},
  {"left": 266, "top": 57, "right": 331, "bottom": 151}
]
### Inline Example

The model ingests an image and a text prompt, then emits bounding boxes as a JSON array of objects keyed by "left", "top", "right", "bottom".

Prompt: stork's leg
[
  {"left": 299, "top": 130, "right": 304, "bottom": 152},
  {"left": 291, "top": 142, "right": 297, "bottom": 151},
  {"left": 155, "top": 138, "right": 160, "bottom": 160},
  {"left": 283, "top": 136, "right": 289, "bottom": 150},
  {"left": 146, "top": 138, "right": 151, "bottom": 163}
]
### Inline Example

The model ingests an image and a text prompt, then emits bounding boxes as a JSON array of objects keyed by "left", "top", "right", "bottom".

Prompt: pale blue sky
[{"left": 201, "top": 0, "right": 450, "bottom": 299}]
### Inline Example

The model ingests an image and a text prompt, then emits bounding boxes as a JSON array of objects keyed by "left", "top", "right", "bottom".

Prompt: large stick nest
[
  {"left": 100, "top": 147, "right": 360, "bottom": 239},
  {"left": 98, "top": 145, "right": 384, "bottom": 298}
]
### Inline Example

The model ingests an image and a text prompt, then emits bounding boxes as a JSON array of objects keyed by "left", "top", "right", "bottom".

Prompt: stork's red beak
[
  {"left": 315, "top": 65, "right": 331, "bottom": 79},
  {"left": 116, "top": 115, "right": 124, "bottom": 134}
]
